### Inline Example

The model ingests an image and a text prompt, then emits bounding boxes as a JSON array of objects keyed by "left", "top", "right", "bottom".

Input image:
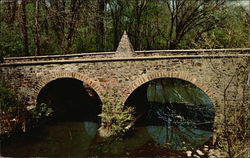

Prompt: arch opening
[
  {"left": 37, "top": 77, "right": 102, "bottom": 122},
  {"left": 1, "top": 77, "right": 104, "bottom": 156},
  {"left": 125, "top": 77, "right": 215, "bottom": 150}
]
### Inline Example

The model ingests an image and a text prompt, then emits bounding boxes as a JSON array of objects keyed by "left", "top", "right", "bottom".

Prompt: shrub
[
  {"left": 27, "top": 103, "right": 53, "bottom": 129},
  {"left": 0, "top": 80, "right": 26, "bottom": 135},
  {"left": 98, "top": 94, "right": 135, "bottom": 137}
]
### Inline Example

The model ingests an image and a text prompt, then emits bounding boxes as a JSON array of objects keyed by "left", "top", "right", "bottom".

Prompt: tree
[
  {"left": 191, "top": 5, "right": 250, "bottom": 49},
  {"left": 107, "top": 0, "right": 126, "bottom": 49},
  {"left": 162, "top": 0, "right": 225, "bottom": 49},
  {"left": 95, "top": 0, "right": 107, "bottom": 51},
  {"left": 48, "top": 0, "right": 85, "bottom": 53},
  {"left": 4, "top": 1, "right": 17, "bottom": 27},
  {"left": 130, "top": 0, "right": 148, "bottom": 50},
  {"left": 0, "top": 1, "right": 23, "bottom": 58},
  {"left": 0, "top": 0, "right": 249, "bottom": 57},
  {"left": 34, "top": 0, "right": 40, "bottom": 56},
  {"left": 18, "top": 0, "right": 29, "bottom": 55}
]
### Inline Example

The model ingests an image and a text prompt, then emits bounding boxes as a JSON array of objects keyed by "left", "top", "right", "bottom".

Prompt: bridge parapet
[
  {"left": 135, "top": 48, "right": 250, "bottom": 56},
  {"left": 2, "top": 52, "right": 116, "bottom": 63},
  {"left": 1, "top": 48, "right": 249, "bottom": 66}
]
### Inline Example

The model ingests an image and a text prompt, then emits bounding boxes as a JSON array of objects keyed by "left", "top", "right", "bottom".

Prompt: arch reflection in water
[
  {"left": 84, "top": 121, "right": 98, "bottom": 137},
  {"left": 126, "top": 77, "right": 215, "bottom": 150}
]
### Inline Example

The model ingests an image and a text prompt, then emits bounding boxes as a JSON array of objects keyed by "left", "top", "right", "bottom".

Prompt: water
[
  {"left": 0, "top": 121, "right": 200, "bottom": 157},
  {"left": 1, "top": 120, "right": 212, "bottom": 157},
  {"left": 1, "top": 78, "right": 214, "bottom": 157},
  {"left": 1, "top": 122, "right": 97, "bottom": 157}
]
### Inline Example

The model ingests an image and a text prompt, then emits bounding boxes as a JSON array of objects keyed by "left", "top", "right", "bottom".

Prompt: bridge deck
[{"left": 1, "top": 48, "right": 249, "bottom": 66}]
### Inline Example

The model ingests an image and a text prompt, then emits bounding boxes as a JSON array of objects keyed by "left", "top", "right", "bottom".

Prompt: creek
[
  {"left": 1, "top": 120, "right": 212, "bottom": 157},
  {"left": 1, "top": 77, "right": 214, "bottom": 157}
]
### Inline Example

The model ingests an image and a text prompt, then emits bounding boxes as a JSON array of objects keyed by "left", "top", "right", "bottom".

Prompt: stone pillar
[{"left": 116, "top": 31, "right": 135, "bottom": 57}]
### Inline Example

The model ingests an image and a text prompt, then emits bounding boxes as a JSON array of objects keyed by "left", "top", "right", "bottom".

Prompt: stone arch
[
  {"left": 122, "top": 71, "right": 215, "bottom": 104},
  {"left": 34, "top": 72, "right": 104, "bottom": 103}
]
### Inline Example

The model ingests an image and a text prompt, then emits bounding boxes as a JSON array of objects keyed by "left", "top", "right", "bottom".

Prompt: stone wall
[{"left": 0, "top": 55, "right": 248, "bottom": 110}]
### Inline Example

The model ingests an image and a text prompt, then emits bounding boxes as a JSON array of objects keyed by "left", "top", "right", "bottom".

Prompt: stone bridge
[{"left": 0, "top": 32, "right": 250, "bottom": 135}]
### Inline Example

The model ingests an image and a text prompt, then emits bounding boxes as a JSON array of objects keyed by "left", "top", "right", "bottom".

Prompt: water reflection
[
  {"left": 84, "top": 121, "right": 98, "bottom": 137},
  {"left": 89, "top": 126, "right": 185, "bottom": 157},
  {"left": 1, "top": 77, "right": 215, "bottom": 156},
  {"left": 2, "top": 119, "right": 211, "bottom": 156},
  {"left": 1, "top": 121, "right": 187, "bottom": 157},
  {"left": 147, "top": 126, "right": 169, "bottom": 146},
  {"left": 125, "top": 77, "right": 215, "bottom": 151},
  {"left": 145, "top": 78, "right": 215, "bottom": 150},
  {"left": 1, "top": 121, "right": 99, "bottom": 157},
  {"left": 146, "top": 125, "right": 213, "bottom": 150}
]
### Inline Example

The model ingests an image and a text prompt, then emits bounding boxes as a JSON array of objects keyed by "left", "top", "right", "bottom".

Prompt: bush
[
  {"left": 0, "top": 80, "right": 26, "bottom": 135},
  {"left": 27, "top": 103, "right": 53, "bottom": 129},
  {"left": 0, "top": 80, "right": 54, "bottom": 137},
  {"left": 98, "top": 94, "right": 135, "bottom": 138}
]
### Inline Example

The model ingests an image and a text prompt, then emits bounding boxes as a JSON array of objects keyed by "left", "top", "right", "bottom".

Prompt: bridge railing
[
  {"left": 135, "top": 48, "right": 250, "bottom": 56},
  {"left": 2, "top": 52, "right": 116, "bottom": 63},
  {"left": 1, "top": 48, "right": 249, "bottom": 64}
]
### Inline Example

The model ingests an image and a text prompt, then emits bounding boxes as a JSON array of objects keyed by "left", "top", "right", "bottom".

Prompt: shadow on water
[{"left": 1, "top": 77, "right": 215, "bottom": 157}]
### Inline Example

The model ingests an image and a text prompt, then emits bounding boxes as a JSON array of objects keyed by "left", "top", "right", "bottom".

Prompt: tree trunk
[
  {"left": 65, "top": 1, "right": 83, "bottom": 53},
  {"left": 6, "top": 1, "right": 17, "bottom": 26},
  {"left": 43, "top": 0, "right": 49, "bottom": 36},
  {"left": 96, "top": 0, "right": 105, "bottom": 51},
  {"left": 19, "top": 0, "right": 29, "bottom": 56},
  {"left": 134, "top": 1, "right": 139, "bottom": 50},
  {"left": 34, "top": 0, "right": 40, "bottom": 56},
  {"left": 111, "top": 9, "right": 119, "bottom": 50},
  {"left": 113, "top": 20, "right": 119, "bottom": 50},
  {"left": 169, "top": 41, "right": 177, "bottom": 49}
]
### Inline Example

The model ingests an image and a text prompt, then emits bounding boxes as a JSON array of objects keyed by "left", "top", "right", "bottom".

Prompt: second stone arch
[{"left": 122, "top": 72, "right": 216, "bottom": 150}]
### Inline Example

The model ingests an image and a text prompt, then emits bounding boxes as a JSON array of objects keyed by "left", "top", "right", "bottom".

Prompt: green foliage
[
  {"left": 0, "top": 80, "right": 26, "bottom": 136},
  {"left": 30, "top": 103, "right": 54, "bottom": 120},
  {"left": 0, "top": 23, "right": 24, "bottom": 57},
  {"left": 0, "top": 80, "right": 53, "bottom": 135},
  {"left": 24, "top": 103, "right": 53, "bottom": 130},
  {"left": 99, "top": 94, "right": 135, "bottom": 137},
  {"left": 0, "top": 1, "right": 249, "bottom": 57},
  {"left": 215, "top": 7, "right": 249, "bottom": 48},
  {"left": 190, "top": 6, "right": 250, "bottom": 49},
  {"left": 73, "top": 28, "right": 99, "bottom": 52}
]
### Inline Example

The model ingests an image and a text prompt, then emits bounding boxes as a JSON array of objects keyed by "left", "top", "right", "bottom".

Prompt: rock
[
  {"left": 208, "top": 149, "right": 217, "bottom": 157},
  {"left": 196, "top": 149, "right": 204, "bottom": 156},
  {"left": 193, "top": 154, "right": 200, "bottom": 158},
  {"left": 208, "top": 156, "right": 217, "bottom": 158},
  {"left": 208, "top": 149, "right": 228, "bottom": 158},
  {"left": 186, "top": 151, "right": 192, "bottom": 157},
  {"left": 204, "top": 147, "right": 209, "bottom": 151}
]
